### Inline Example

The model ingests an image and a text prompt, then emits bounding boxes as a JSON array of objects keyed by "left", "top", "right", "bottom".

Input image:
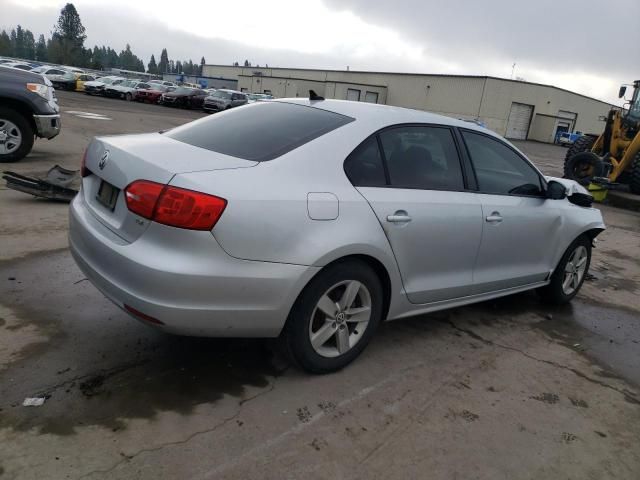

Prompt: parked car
[
  {"left": 31, "top": 66, "right": 77, "bottom": 90},
  {"left": 202, "top": 89, "right": 248, "bottom": 112},
  {"left": 69, "top": 98, "right": 604, "bottom": 373},
  {"left": 83, "top": 76, "right": 125, "bottom": 95},
  {"left": 2, "top": 62, "right": 34, "bottom": 71},
  {"left": 0, "top": 66, "right": 61, "bottom": 162},
  {"left": 247, "top": 93, "right": 274, "bottom": 103},
  {"left": 160, "top": 87, "right": 208, "bottom": 109},
  {"left": 104, "top": 80, "right": 152, "bottom": 101},
  {"left": 75, "top": 74, "right": 97, "bottom": 92},
  {"left": 135, "top": 84, "right": 175, "bottom": 104},
  {"left": 149, "top": 80, "right": 176, "bottom": 87}
]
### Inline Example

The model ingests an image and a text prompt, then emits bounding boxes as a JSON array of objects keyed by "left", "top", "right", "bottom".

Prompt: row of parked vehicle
[
  {"left": 85, "top": 75, "right": 273, "bottom": 112},
  {"left": 0, "top": 57, "right": 273, "bottom": 113}
]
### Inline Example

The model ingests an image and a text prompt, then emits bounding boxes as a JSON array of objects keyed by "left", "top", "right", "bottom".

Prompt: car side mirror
[
  {"left": 618, "top": 85, "right": 627, "bottom": 98},
  {"left": 546, "top": 180, "right": 567, "bottom": 200}
]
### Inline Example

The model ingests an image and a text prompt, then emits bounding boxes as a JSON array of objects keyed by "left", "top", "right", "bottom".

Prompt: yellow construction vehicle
[{"left": 564, "top": 80, "right": 640, "bottom": 195}]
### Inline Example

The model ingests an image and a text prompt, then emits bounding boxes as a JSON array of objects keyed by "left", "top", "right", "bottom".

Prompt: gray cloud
[
  {"left": 2, "top": 0, "right": 636, "bottom": 103},
  {"left": 325, "top": 0, "right": 638, "bottom": 87}
]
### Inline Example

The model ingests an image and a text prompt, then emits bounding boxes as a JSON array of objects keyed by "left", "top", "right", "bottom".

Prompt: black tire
[
  {"left": 282, "top": 260, "right": 384, "bottom": 374},
  {"left": 629, "top": 152, "right": 640, "bottom": 195},
  {"left": 125, "top": 92, "right": 132, "bottom": 101},
  {"left": 538, "top": 236, "right": 591, "bottom": 305},
  {"left": 564, "top": 152, "right": 604, "bottom": 185},
  {"left": 0, "top": 107, "right": 34, "bottom": 163},
  {"left": 564, "top": 136, "right": 596, "bottom": 177}
]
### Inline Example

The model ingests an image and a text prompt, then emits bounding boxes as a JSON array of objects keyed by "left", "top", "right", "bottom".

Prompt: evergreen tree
[
  {"left": 175, "top": 60, "right": 183, "bottom": 74},
  {"left": 0, "top": 30, "right": 11, "bottom": 56},
  {"left": 13, "top": 26, "right": 27, "bottom": 58},
  {"left": 200, "top": 56, "right": 205, "bottom": 75},
  {"left": 169, "top": 60, "right": 175, "bottom": 73},
  {"left": 53, "top": 3, "right": 87, "bottom": 65},
  {"left": 35, "top": 34, "right": 47, "bottom": 61},
  {"left": 243, "top": 59, "right": 250, "bottom": 67},
  {"left": 158, "top": 48, "right": 169, "bottom": 74},
  {"left": 24, "top": 30, "right": 36, "bottom": 60},
  {"left": 147, "top": 54, "right": 157, "bottom": 74}
]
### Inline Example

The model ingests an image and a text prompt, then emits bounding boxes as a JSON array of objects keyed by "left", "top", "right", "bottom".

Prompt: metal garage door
[{"left": 506, "top": 103, "right": 533, "bottom": 139}]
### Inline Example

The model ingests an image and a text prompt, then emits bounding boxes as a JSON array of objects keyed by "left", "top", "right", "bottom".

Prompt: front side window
[
  {"left": 462, "top": 130, "right": 543, "bottom": 196},
  {"left": 344, "top": 136, "right": 386, "bottom": 187},
  {"left": 379, "top": 126, "right": 464, "bottom": 190}
]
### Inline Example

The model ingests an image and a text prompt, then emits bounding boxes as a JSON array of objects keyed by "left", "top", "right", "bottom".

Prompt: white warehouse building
[{"left": 202, "top": 64, "right": 614, "bottom": 143}]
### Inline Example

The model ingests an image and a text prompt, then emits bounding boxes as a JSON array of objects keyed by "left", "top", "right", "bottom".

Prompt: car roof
[
  {"left": 273, "top": 98, "right": 491, "bottom": 135},
  {"left": 217, "top": 88, "right": 244, "bottom": 94}
]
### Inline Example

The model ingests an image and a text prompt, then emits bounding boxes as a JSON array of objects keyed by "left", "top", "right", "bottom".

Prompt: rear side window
[
  {"left": 379, "top": 126, "right": 464, "bottom": 190},
  {"left": 462, "top": 130, "right": 543, "bottom": 196},
  {"left": 344, "top": 137, "right": 386, "bottom": 187},
  {"left": 166, "top": 102, "right": 354, "bottom": 161}
]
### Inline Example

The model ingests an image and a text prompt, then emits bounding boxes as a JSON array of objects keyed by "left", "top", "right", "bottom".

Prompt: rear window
[{"left": 165, "top": 101, "right": 354, "bottom": 161}]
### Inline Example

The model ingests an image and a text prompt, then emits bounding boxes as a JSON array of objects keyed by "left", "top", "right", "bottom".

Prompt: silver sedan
[{"left": 69, "top": 97, "right": 605, "bottom": 373}]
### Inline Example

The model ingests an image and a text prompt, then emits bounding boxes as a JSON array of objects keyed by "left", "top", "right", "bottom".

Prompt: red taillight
[
  {"left": 124, "top": 180, "right": 227, "bottom": 231},
  {"left": 80, "top": 148, "right": 91, "bottom": 177},
  {"left": 125, "top": 180, "right": 164, "bottom": 219}
]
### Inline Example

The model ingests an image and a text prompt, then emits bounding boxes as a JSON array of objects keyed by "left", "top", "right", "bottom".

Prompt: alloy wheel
[
  {"left": 0, "top": 119, "right": 22, "bottom": 155},
  {"left": 308, "top": 280, "right": 372, "bottom": 358},
  {"left": 562, "top": 245, "right": 588, "bottom": 295}
]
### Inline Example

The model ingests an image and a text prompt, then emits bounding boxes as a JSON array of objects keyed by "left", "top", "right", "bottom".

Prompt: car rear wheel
[
  {"left": 282, "top": 260, "right": 384, "bottom": 373},
  {"left": 0, "top": 107, "right": 34, "bottom": 163},
  {"left": 538, "top": 236, "right": 591, "bottom": 305}
]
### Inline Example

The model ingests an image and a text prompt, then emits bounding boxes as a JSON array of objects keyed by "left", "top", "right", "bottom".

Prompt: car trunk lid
[{"left": 82, "top": 132, "right": 257, "bottom": 242}]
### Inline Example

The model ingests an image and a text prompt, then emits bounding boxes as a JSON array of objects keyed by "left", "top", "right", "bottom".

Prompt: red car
[{"left": 135, "top": 84, "right": 175, "bottom": 104}]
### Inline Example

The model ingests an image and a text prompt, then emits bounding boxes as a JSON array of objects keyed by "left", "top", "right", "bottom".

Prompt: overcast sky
[{"left": 3, "top": 0, "right": 637, "bottom": 104}]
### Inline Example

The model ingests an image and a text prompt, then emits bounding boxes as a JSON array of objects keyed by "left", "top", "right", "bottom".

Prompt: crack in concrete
[
  {"left": 445, "top": 320, "right": 640, "bottom": 405},
  {"left": 76, "top": 379, "right": 278, "bottom": 479}
]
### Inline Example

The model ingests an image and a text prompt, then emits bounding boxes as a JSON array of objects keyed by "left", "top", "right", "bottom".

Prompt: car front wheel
[
  {"left": 282, "top": 260, "right": 384, "bottom": 373},
  {"left": 0, "top": 107, "right": 34, "bottom": 163},
  {"left": 538, "top": 236, "right": 591, "bottom": 304}
]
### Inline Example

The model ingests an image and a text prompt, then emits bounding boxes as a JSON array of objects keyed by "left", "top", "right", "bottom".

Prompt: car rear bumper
[
  {"left": 69, "top": 192, "right": 318, "bottom": 337},
  {"left": 33, "top": 113, "right": 61, "bottom": 139}
]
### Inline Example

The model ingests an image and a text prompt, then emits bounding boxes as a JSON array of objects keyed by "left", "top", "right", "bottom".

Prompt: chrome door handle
[
  {"left": 485, "top": 211, "right": 503, "bottom": 223},
  {"left": 387, "top": 211, "right": 412, "bottom": 223}
]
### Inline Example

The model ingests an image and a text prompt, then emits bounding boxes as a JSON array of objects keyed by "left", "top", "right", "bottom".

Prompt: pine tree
[
  {"left": 35, "top": 34, "right": 47, "bottom": 61},
  {"left": 0, "top": 30, "right": 11, "bottom": 56},
  {"left": 53, "top": 3, "right": 87, "bottom": 65},
  {"left": 147, "top": 54, "right": 157, "bottom": 74},
  {"left": 158, "top": 48, "right": 169, "bottom": 74},
  {"left": 23, "top": 30, "right": 36, "bottom": 60},
  {"left": 200, "top": 56, "right": 205, "bottom": 75},
  {"left": 175, "top": 60, "right": 183, "bottom": 74}
]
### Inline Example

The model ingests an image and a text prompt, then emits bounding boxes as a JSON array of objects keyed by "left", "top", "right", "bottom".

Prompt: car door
[
  {"left": 346, "top": 125, "right": 483, "bottom": 304},
  {"left": 460, "top": 129, "right": 563, "bottom": 294}
]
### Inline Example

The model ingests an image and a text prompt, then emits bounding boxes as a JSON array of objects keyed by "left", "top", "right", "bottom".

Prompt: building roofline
[{"left": 204, "top": 64, "right": 615, "bottom": 107}]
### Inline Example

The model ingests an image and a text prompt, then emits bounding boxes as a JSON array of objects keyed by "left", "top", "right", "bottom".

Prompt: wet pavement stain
[{"left": 0, "top": 250, "right": 283, "bottom": 435}]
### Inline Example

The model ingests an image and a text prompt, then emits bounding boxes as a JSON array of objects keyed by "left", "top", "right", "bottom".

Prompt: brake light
[
  {"left": 80, "top": 148, "right": 91, "bottom": 177},
  {"left": 125, "top": 180, "right": 164, "bottom": 219},
  {"left": 124, "top": 180, "right": 227, "bottom": 230}
]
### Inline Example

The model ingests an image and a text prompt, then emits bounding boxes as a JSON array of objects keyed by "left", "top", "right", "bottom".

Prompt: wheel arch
[{"left": 0, "top": 97, "right": 37, "bottom": 135}]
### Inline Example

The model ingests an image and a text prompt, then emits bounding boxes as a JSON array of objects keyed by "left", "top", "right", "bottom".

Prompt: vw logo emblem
[
  {"left": 336, "top": 312, "right": 346, "bottom": 322},
  {"left": 99, "top": 150, "right": 109, "bottom": 170}
]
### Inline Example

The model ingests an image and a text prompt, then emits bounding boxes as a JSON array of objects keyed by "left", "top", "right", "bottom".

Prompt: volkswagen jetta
[{"left": 69, "top": 97, "right": 605, "bottom": 373}]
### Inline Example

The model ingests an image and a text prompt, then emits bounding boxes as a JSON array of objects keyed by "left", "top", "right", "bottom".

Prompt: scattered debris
[
  {"left": 22, "top": 397, "right": 47, "bottom": 407},
  {"left": 561, "top": 432, "right": 577, "bottom": 444},
  {"left": 569, "top": 397, "right": 589, "bottom": 408},
  {"left": 530, "top": 393, "right": 560, "bottom": 404}
]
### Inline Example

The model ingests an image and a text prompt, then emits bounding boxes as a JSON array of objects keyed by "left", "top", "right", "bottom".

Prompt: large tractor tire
[
  {"left": 564, "top": 135, "right": 601, "bottom": 185},
  {"left": 564, "top": 152, "right": 604, "bottom": 185},
  {"left": 630, "top": 152, "right": 640, "bottom": 195}
]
